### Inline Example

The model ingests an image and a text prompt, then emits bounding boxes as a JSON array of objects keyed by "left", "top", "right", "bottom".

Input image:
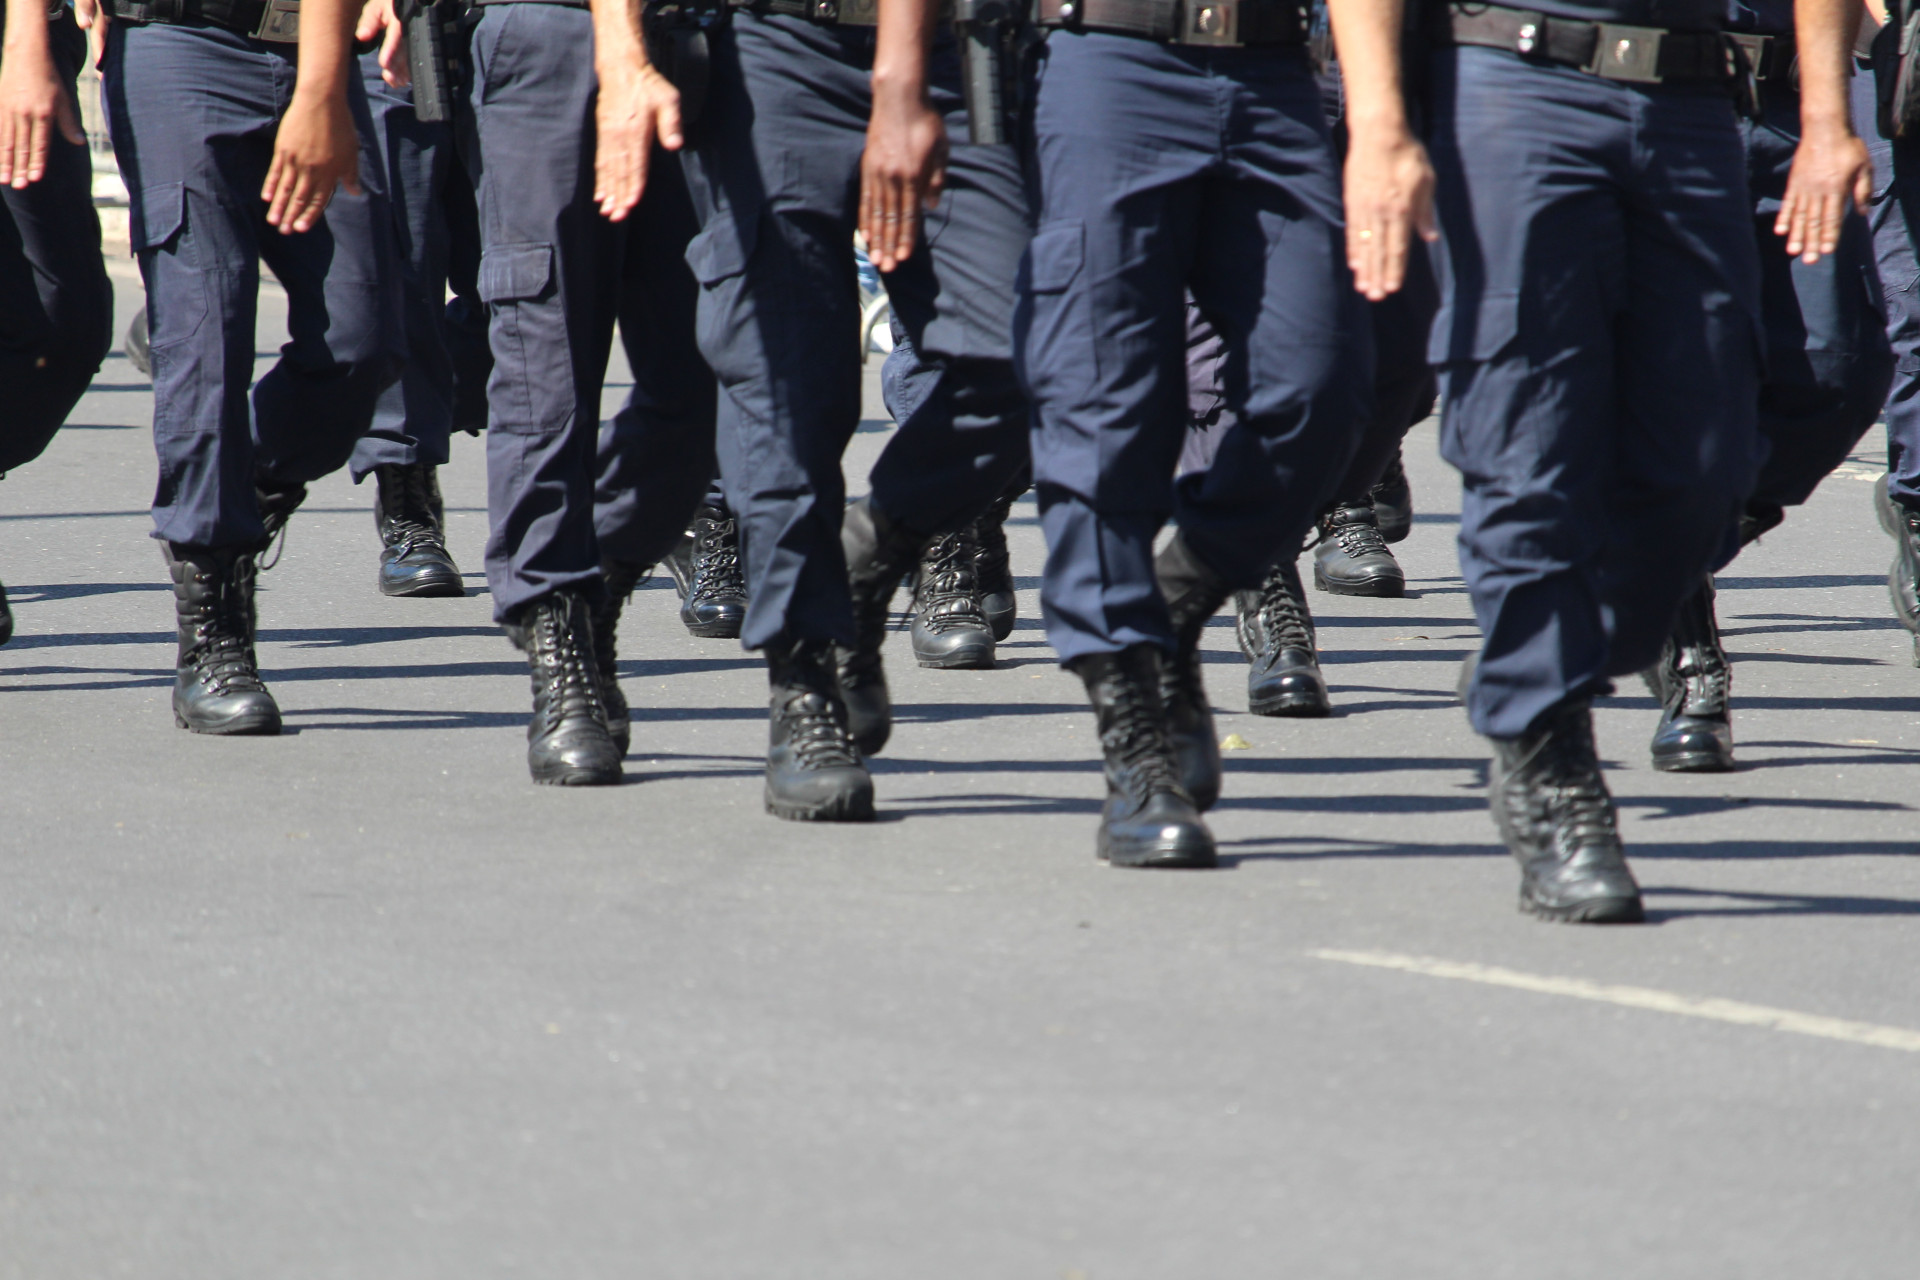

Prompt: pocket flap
[
  {"left": 1024, "top": 221, "right": 1084, "bottom": 294},
  {"left": 1426, "top": 290, "right": 1520, "bottom": 366},
  {"left": 131, "top": 182, "right": 186, "bottom": 253},
  {"left": 478, "top": 242, "right": 555, "bottom": 304},
  {"left": 684, "top": 214, "right": 757, "bottom": 287}
]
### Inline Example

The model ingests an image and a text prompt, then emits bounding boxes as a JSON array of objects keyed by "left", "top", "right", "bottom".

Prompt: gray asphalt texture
[{"left": 4, "top": 269, "right": 1919, "bottom": 1279}]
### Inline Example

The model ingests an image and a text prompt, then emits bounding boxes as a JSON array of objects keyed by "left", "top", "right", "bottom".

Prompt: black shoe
[
  {"left": 910, "top": 529, "right": 996, "bottom": 669},
  {"left": 1876, "top": 474, "right": 1920, "bottom": 666},
  {"left": 1488, "top": 701, "right": 1643, "bottom": 924},
  {"left": 254, "top": 479, "right": 307, "bottom": 570},
  {"left": 0, "top": 577, "right": 11, "bottom": 647},
  {"left": 1369, "top": 450, "right": 1413, "bottom": 544},
  {"left": 1313, "top": 502, "right": 1405, "bottom": 597},
  {"left": 1642, "top": 576, "right": 1734, "bottom": 773},
  {"left": 591, "top": 559, "right": 649, "bottom": 756},
  {"left": 166, "top": 543, "right": 282, "bottom": 735},
  {"left": 765, "top": 634, "right": 875, "bottom": 821},
  {"left": 1235, "top": 557, "right": 1330, "bottom": 718},
  {"left": 373, "top": 462, "right": 464, "bottom": 597},
  {"left": 974, "top": 488, "right": 1020, "bottom": 641},
  {"left": 664, "top": 504, "right": 747, "bottom": 639},
  {"left": 506, "top": 591, "right": 622, "bottom": 786},
  {"left": 836, "top": 498, "right": 923, "bottom": 757},
  {"left": 1072, "top": 645, "right": 1215, "bottom": 868},
  {"left": 1154, "top": 531, "right": 1229, "bottom": 812}
]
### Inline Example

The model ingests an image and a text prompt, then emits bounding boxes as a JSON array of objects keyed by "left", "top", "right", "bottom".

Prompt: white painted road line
[{"left": 1312, "top": 949, "right": 1920, "bottom": 1053}]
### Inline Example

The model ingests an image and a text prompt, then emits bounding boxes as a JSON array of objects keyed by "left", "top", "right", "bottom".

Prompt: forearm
[
  {"left": 873, "top": 0, "right": 934, "bottom": 108},
  {"left": 293, "top": 0, "right": 359, "bottom": 105},
  {"left": 590, "top": 0, "right": 654, "bottom": 76},
  {"left": 1326, "top": 0, "right": 1411, "bottom": 140},
  {"left": 3, "top": 0, "right": 54, "bottom": 62},
  {"left": 1797, "top": 0, "right": 1861, "bottom": 135}
]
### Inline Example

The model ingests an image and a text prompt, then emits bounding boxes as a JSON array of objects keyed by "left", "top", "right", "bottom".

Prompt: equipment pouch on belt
[
  {"left": 397, "top": 0, "right": 458, "bottom": 122},
  {"left": 645, "top": 0, "right": 722, "bottom": 127},
  {"left": 954, "top": 0, "right": 1017, "bottom": 144}
]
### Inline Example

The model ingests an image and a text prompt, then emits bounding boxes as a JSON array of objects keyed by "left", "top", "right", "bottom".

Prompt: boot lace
[
  {"left": 1257, "top": 562, "right": 1315, "bottom": 653},
  {"left": 184, "top": 562, "right": 266, "bottom": 694},
  {"left": 688, "top": 518, "right": 746, "bottom": 606},
  {"left": 914, "top": 531, "right": 988, "bottom": 635},
  {"left": 781, "top": 687, "right": 862, "bottom": 768},
  {"left": 1514, "top": 713, "right": 1620, "bottom": 854},
  {"left": 380, "top": 467, "right": 451, "bottom": 561},
  {"left": 531, "top": 601, "right": 607, "bottom": 731},
  {"left": 1100, "top": 669, "right": 1185, "bottom": 798},
  {"left": 1326, "top": 509, "right": 1389, "bottom": 561}
]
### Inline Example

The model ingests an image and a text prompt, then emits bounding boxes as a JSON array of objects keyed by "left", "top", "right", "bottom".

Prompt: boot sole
[
  {"left": 1098, "top": 831, "right": 1218, "bottom": 869},
  {"left": 1250, "top": 689, "right": 1331, "bottom": 718},
  {"left": 684, "top": 620, "right": 744, "bottom": 640},
  {"left": 1652, "top": 749, "right": 1735, "bottom": 773},
  {"left": 764, "top": 786, "right": 876, "bottom": 822},
  {"left": 1519, "top": 889, "right": 1645, "bottom": 924},
  {"left": 531, "top": 763, "right": 622, "bottom": 786},
  {"left": 174, "top": 709, "right": 282, "bottom": 735},
  {"left": 1313, "top": 566, "right": 1405, "bottom": 598},
  {"left": 379, "top": 576, "right": 465, "bottom": 598},
  {"left": 915, "top": 638, "right": 995, "bottom": 670}
]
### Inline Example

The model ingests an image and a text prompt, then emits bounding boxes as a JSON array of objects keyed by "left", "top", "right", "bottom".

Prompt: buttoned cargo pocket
[
  {"left": 1426, "top": 290, "right": 1519, "bottom": 367},
  {"left": 1023, "top": 221, "right": 1084, "bottom": 294},
  {"left": 478, "top": 242, "right": 555, "bottom": 304},
  {"left": 684, "top": 214, "right": 758, "bottom": 288},
  {"left": 477, "top": 241, "right": 569, "bottom": 433},
  {"left": 130, "top": 182, "right": 186, "bottom": 255}
]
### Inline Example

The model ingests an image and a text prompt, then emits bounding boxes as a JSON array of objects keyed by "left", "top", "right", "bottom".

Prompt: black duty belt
[
  {"left": 1036, "top": 0, "right": 1307, "bottom": 46},
  {"left": 1727, "top": 31, "right": 1795, "bottom": 83},
  {"left": 733, "top": 0, "right": 880, "bottom": 25},
  {"left": 107, "top": 0, "right": 300, "bottom": 41},
  {"left": 1440, "top": 3, "right": 1738, "bottom": 83}
]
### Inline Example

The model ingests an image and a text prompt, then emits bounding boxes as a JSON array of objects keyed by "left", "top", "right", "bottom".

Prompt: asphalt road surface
[{"left": 4, "top": 269, "right": 1918, "bottom": 1279}]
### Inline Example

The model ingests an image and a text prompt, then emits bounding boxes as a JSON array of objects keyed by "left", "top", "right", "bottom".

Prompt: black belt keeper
[
  {"left": 107, "top": 0, "right": 300, "bottom": 40},
  {"left": 1439, "top": 3, "right": 1737, "bottom": 84},
  {"left": 1035, "top": 0, "right": 1308, "bottom": 47}
]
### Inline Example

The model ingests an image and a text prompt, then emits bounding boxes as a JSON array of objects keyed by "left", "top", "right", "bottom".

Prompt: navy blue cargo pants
[
  {"left": 0, "top": 6, "right": 113, "bottom": 477},
  {"left": 1857, "top": 68, "right": 1920, "bottom": 519},
  {"left": 1018, "top": 32, "right": 1369, "bottom": 665},
  {"left": 1736, "top": 78, "right": 1890, "bottom": 528},
  {"left": 1428, "top": 47, "right": 1762, "bottom": 739},
  {"left": 677, "top": 13, "right": 1032, "bottom": 650},
  {"left": 104, "top": 19, "right": 403, "bottom": 549},
  {"left": 348, "top": 47, "right": 491, "bottom": 478},
  {"left": 467, "top": 2, "right": 715, "bottom": 620},
  {"left": 1180, "top": 64, "right": 1436, "bottom": 496}
]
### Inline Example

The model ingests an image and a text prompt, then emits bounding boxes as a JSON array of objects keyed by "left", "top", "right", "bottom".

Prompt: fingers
[
  {"left": 380, "top": 21, "right": 411, "bottom": 87},
  {"left": 25, "top": 112, "right": 51, "bottom": 187},
  {"left": 262, "top": 151, "right": 292, "bottom": 229},
  {"left": 595, "top": 128, "right": 642, "bottom": 221},
  {"left": 655, "top": 91, "right": 683, "bottom": 153},
  {"left": 56, "top": 92, "right": 85, "bottom": 148}
]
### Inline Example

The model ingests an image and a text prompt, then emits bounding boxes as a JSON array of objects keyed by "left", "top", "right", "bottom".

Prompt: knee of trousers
[{"left": 1752, "top": 349, "right": 1894, "bottom": 508}]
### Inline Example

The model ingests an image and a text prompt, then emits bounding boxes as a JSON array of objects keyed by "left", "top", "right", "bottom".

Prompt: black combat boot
[
  {"left": 1072, "top": 645, "right": 1216, "bottom": 868},
  {"left": 1313, "top": 501, "right": 1405, "bottom": 597},
  {"left": 1235, "top": 557, "right": 1329, "bottom": 717},
  {"left": 973, "top": 488, "right": 1020, "bottom": 641},
  {"left": 1489, "top": 700, "right": 1643, "bottom": 923},
  {"left": 166, "top": 543, "right": 281, "bottom": 735},
  {"left": 0, "top": 577, "right": 11, "bottom": 647},
  {"left": 765, "top": 633, "right": 875, "bottom": 821},
  {"left": 1154, "top": 531, "right": 1228, "bottom": 811},
  {"left": 1369, "top": 448, "right": 1413, "bottom": 544},
  {"left": 1642, "top": 577, "right": 1733, "bottom": 772},
  {"left": 372, "top": 461, "right": 464, "bottom": 597},
  {"left": 590, "top": 559, "right": 649, "bottom": 756},
  {"left": 1876, "top": 474, "right": 1920, "bottom": 665},
  {"left": 254, "top": 479, "right": 307, "bottom": 568},
  {"left": 837, "top": 497, "right": 924, "bottom": 756},
  {"left": 909, "top": 528, "right": 996, "bottom": 669},
  {"left": 505, "top": 591, "right": 622, "bottom": 786},
  {"left": 664, "top": 504, "right": 747, "bottom": 639}
]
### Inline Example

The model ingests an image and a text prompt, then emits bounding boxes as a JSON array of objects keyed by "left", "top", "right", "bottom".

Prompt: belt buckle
[
  {"left": 252, "top": 0, "right": 300, "bottom": 41},
  {"left": 1182, "top": 0, "right": 1239, "bottom": 46},
  {"left": 1727, "top": 31, "right": 1768, "bottom": 73},
  {"left": 1588, "top": 22, "right": 1664, "bottom": 82}
]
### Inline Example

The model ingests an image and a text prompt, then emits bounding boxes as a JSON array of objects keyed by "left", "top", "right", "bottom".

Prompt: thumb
[{"left": 57, "top": 93, "right": 86, "bottom": 147}]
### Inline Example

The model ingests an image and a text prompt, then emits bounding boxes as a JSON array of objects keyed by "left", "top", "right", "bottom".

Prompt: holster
[{"left": 645, "top": 0, "right": 723, "bottom": 128}]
